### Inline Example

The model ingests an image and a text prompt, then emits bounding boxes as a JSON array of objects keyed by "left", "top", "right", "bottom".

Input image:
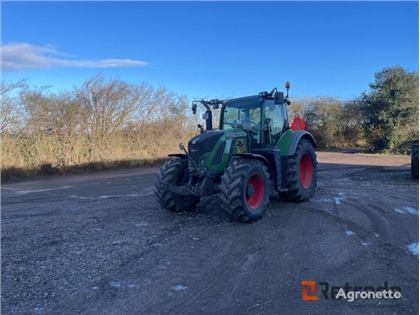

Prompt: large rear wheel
[
  {"left": 155, "top": 159, "right": 199, "bottom": 212},
  {"left": 280, "top": 139, "right": 317, "bottom": 201},
  {"left": 219, "top": 159, "right": 270, "bottom": 222}
]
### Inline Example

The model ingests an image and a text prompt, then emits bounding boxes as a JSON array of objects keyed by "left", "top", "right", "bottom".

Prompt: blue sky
[{"left": 1, "top": 1, "right": 419, "bottom": 101}]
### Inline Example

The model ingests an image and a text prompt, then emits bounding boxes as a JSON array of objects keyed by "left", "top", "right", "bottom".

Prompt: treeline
[
  {"left": 289, "top": 66, "right": 418, "bottom": 152},
  {"left": 1, "top": 74, "right": 201, "bottom": 177},
  {"left": 1, "top": 66, "right": 418, "bottom": 178},
  {"left": 289, "top": 96, "right": 365, "bottom": 149}
]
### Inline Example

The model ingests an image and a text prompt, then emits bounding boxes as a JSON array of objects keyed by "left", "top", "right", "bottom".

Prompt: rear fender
[{"left": 278, "top": 130, "right": 316, "bottom": 156}]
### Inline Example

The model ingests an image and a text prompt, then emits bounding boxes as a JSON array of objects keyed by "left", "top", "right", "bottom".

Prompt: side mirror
[
  {"left": 211, "top": 99, "right": 220, "bottom": 109},
  {"left": 192, "top": 103, "right": 197, "bottom": 115},
  {"left": 285, "top": 82, "right": 290, "bottom": 89},
  {"left": 274, "top": 92, "right": 284, "bottom": 104}
]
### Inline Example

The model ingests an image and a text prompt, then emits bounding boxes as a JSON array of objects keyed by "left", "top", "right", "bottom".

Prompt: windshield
[
  {"left": 222, "top": 97, "right": 261, "bottom": 131},
  {"left": 222, "top": 99, "right": 285, "bottom": 132},
  {"left": 222, "top": 97, "right": 287, "bottom": 146},
  {"left": 222, "top": 105, "right": 261, "bottom": 131}
]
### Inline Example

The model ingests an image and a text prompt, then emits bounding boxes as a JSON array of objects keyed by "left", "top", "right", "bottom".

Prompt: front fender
[
  {"left": 231, "top": 153, "right": 272, "bottom": 175},
  {"left": 168, "top": 154, "right": 187, "bottom": 158}
]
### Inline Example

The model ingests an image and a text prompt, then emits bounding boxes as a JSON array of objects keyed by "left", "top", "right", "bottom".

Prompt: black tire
[
  {"left": 154, "top": 159, "right": 199, "bottom": 212},
  {"left": 280, "top": 139, "right": 317, "bottom": 201},
  {"left": 219, "top": 159, "right": 270, "bottom": 222}
]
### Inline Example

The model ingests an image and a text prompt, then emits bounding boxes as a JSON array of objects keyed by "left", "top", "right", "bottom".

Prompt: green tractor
[{"left": 155, "top": 82, "right": 317, "bottom": 222}]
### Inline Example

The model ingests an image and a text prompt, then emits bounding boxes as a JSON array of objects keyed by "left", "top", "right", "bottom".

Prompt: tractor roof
[{"left": 224, "top": 95, "right": 260, "bottom": 109}]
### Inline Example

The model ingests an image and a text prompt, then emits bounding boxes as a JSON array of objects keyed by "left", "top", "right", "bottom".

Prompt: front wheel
[
  {"left": 219, "top": 159, "right": 270, "bottom": 222},
  {"left": 154, "top": 159, "right": 199, "bottom": 212},
  {"left": 280, "top": 139, "right": 317, "bottom": 201}
]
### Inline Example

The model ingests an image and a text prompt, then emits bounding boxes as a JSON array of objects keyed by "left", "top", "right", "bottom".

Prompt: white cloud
[{"left": 0, "top": 42, "right": 150, "bottom": 71}]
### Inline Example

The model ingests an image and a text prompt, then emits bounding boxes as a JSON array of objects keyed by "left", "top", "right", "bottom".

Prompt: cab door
[{"left": 263, "top": 100, "right": 286, "bottom": 146}]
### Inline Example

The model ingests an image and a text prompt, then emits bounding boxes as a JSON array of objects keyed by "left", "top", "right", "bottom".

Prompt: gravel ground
[{"left": 1, "top": 150, "right": 418, "bottom": 315}]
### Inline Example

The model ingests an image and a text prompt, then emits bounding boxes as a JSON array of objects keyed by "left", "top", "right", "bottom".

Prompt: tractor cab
[
  {"left": 192, "top": 84, "right": 292, "bottom": 151},
  {"left": 221, "top": 92, "right": 288, "bottom": 150}
]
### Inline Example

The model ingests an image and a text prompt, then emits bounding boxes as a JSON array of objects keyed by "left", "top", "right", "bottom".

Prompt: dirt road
[{"left": 1, "top": 151, "right": 418, "bottom": 315}]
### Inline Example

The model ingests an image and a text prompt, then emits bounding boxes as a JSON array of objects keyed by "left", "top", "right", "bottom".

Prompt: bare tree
[
  {"left": 0, "top": 79, "right": 27, "bottom": 133},
  {"left": 74, "top": 74, "right": 153, "bottom": 160}
]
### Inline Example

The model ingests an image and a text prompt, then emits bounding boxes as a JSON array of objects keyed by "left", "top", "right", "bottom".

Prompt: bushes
[
  {"left": 359, "top": 66, "right": 419, "bottom": 152},
  {"left": 1, "top": 74, "right": 200, "bottom": 177},
  {"left": 288, "top": 66, "right": 418, "bottom": 151},
  {"left": 288, "top": 96, "right": 365, "bottom": 149}
]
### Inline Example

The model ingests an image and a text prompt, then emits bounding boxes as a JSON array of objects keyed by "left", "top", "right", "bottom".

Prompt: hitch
[{"left": 169, "top": 172, "right": 209, "bottom": 197}]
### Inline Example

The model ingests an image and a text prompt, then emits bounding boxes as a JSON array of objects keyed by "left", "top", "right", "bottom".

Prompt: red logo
[{"left": 302, "top": 280, "right": 319, "bottom": 301}]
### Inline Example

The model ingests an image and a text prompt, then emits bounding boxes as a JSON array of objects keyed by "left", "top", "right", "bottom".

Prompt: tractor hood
[
  {"left": 188, "top": 129, "right": 248, "bottom": 170},
  {"left": 188, "top": 130, "right": 224, "bottom": 165}
]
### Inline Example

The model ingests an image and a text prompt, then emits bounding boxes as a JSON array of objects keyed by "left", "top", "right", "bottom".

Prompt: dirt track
[{"left": 1, "top": 150, "right": 418, "bottom": 315}]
